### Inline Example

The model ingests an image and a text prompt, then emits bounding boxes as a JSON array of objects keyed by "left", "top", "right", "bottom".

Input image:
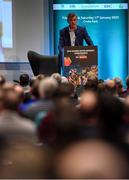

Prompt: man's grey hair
[
  {"left": 39, "top": 77, "right": 58, "bottom": 98},
  {"left": 51, "top": 73, "right": 62, "bottom": 84}
]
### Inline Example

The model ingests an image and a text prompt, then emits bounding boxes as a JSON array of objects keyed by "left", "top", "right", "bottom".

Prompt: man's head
[
  {"left": 19, "top": 73, "right": 30, "bottom": 86},
  {"left": 50, "top": 140, "right": 129, "bottom": 179},
  {"left": 126, "top": 75, "right": 129, "bottom": 88},
  {"left": 38, "top": 77, "right": 58, "bottom": 99},
  {"left": 67, "top": 13, "right": 77, "bottom": 30}
]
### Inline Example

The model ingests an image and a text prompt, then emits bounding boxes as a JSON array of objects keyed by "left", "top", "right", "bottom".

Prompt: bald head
[
  {"left": 80, "top": 90, "right": 98, "bottom": 111},
  {"left": 52, "top": 140, "right": 129, "bottom": 179}
]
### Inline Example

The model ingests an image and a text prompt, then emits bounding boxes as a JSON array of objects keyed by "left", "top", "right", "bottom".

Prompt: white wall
[
  {"left": 5, "top": 0, "right": 51, "bottom": 62},
  {"left": 0, "top": 0, "right": 51, "bottom": 81},
  {"left": 13, "top": 0, "right": 44, "bottom": 61}
]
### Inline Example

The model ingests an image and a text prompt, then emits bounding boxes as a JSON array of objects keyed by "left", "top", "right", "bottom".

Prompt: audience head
[
  {"left": 97, "top": 81, "right": 106, "bottom": 94},
  {"left": 29, "top": 76, "right": 37, "bottom": 87},
  {"left": 36, "top": 74, "right": 45, "bottom": 81},
  {"left": 0, "top": 75, "right": 6, "bottom": 86},
  {"left": 79, "top": 90, "right": 99, "bottom": 125},
  {"left": 80, "top": 90, "right": 98, "bottom": 112},
  {"left": 98, "top": 93, "right": 125, "bottom": 142},
  {"left": 2, "top": 89, "right": 21, "bottom": 111},
  {"left": 126, "top": 75, "right": 129, "bottom": 88},
  {"left": 114, "top": 77, "right": 122, "bottom": 85},
  {"left": 55, "top": 82, "right": 75, "bottom": 98},
  {"left": 2, "top": 82, "right": 14, "bottom": 92},
  {"left": 114, "top": 77, "right": 124, "bottom": 95},
  {"left": 48, "top": 139, "right": 129, "bottom": 179},
  {"left": 0, "top": 89, "right": 4, "bottom": 111},
  {"left": 14, "top": 84, "right": 24, "bottom": 101},
  {"left": 53, "top": 97, "right": 80, "bottom": 147},
  {"left": 51, "top": 73, "right": 62, "bottom": 85},
  {"left": 104, "top": 79, "right": 116, "bottom": 95},
  {"left": 39, "top": 77, "right": 58, "bottom": 99},
  {"left": 125, "top": 95, "right": 129, "bottom": 107},
  {"left": 30, "top": 79, "right": 40, "bottom": 99},
  {"left": 84, "top": 77, "right": 98, "bottom": 91},
  {"left": 19, "top": 73, "right": 30, "bottom": 86},
  {"left": 61, "top": 76, "right": 69, "bottom": 83}
]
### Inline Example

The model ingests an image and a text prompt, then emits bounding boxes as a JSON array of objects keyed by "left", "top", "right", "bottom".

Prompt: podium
[{"left": 62, "top": 46, "right": 98, "bottom": 77}]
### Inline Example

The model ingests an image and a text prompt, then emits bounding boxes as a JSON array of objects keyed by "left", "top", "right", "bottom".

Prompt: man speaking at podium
[
  {"left": 58, "top": 13, "right": 94, "bottom": 52},
  {"left": 58, "top": 13, "right": 94, "bottom": 73}
]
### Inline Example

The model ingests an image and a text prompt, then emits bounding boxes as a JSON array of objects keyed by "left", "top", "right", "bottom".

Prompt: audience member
[
  {"left": 51, "top": 73, "right": 62, "bottom": 85},
  {"left": 0, "top": 89, "right": 37, "bottom": 144},
  {"left": 47, "top": 139, "right": 129, "bottom": 178},
  {"left": 0, "top": 74, "right": 6, "bottom": 87},
  {"left": 77, "top": 90, "right": 100, "bottom": 139},
  {"left": 22, "top": 77, "right": 58, "bottom": 121},
  {"left": 0, "top": 73, "right": 128, "bottom": 178},
  {"left": 98, "top": 93, "right": 125, "bottom": 143},
  {"left": 37, "top": 97, "right": 79, "bottom": 147},
  {"left": 124, "top": 75, "right": 129, "bottom": 97}
]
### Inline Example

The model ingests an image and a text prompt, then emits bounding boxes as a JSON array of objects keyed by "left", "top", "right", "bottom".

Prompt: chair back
[{"left": 27, "top": 51, "right": 59, "bottom": 76}]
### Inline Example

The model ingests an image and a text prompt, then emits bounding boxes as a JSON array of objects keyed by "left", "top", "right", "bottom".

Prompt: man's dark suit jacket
[{"left": 58, "top": 25, "right": 94, "bottom": 52}]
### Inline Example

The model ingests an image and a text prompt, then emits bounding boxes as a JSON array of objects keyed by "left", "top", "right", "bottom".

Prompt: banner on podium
[
  {"left": 62, "top": 46, "right": 98, "bottom": 86},
  {"left": 62, "top": 46, "right": 98, "bottom": 78}
]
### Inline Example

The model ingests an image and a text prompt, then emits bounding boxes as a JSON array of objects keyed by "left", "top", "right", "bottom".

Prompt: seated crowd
[{"left": 0, "top": 72, "right": 129, "bottom": 178}]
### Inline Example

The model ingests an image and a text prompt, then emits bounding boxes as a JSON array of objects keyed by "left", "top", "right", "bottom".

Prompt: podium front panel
[{"left": 62, "top": 46, "right": 98, "bottom": 77}]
